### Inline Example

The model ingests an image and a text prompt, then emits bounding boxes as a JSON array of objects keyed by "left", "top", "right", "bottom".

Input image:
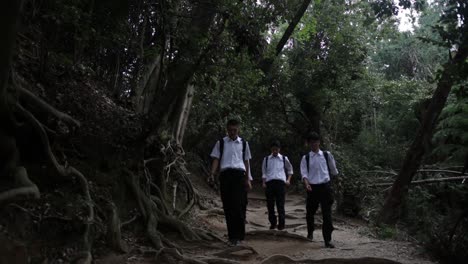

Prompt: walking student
[
  {"left": 262, "top": 140, "right": 293, "bottom": 230},
  {"left": 209, "top": 119, "right": 252, "bottom": 246},
  {"left": 300, "top": 132, "right": 339, "bottom": 248}
]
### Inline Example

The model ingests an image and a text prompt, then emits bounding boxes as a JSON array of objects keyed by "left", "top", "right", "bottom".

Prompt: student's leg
[
  {"left": 306, "top": 189, "right": 320, "bottom": 239},
  {"left": 233, "top": 171, "right": 246, "bottom": 241},
  {"left": 265, "top": 181, "right": 277, "bottom": 228},
  {"left": 242, "top": 188, "right": 248, "bottom": 223},
  {"left": 320, "top": 184, "right": 335, "bottom": 245},
  {"left": 276, "top": 181, "right": 286, "bottom": 230},
  {"left": 219, "top": 171, "right": 235, "bottom": 240}
]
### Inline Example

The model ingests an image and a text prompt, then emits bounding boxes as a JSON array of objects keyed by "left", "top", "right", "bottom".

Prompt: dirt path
[
  {"left": 96, "top": 190, "right": 435, "bottom": 264},
  {"left": 193, "top": 191, "right": 435, "bottom": 264}
]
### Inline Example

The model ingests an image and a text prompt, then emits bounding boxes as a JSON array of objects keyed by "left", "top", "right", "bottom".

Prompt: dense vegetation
[{"left": 0, "top": 0, "right": 467, "bottom": 263}]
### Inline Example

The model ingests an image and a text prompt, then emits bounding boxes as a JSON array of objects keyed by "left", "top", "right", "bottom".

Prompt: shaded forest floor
[{"left": 95, "top": 189, "right": 436, "bottom": 264}]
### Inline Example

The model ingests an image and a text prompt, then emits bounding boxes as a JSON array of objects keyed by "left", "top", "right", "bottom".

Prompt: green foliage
[
  {"left": 433, "top": 84, "right": 468, "bottom": 162},
  {"left": 375, "top": 225, "right": 398, "bottom": 239},
  {"left": 405, "top": 184, "right": 468, "bottom": 263}
]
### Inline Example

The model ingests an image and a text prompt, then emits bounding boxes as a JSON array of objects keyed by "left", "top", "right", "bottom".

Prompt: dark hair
[
  {"left": 226, "top": 119, "right": 240, "bottom": 127},
  {"left": 270, "top": 140, "right": 281, "bottom": 148},
  {"left": 306, "top": 132, "right": 320, "bottom": 142}
]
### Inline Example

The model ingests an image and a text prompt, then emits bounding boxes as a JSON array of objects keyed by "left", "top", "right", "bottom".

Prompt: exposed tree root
[
  {"left": 155, "top": 247, "right": 206, "bottom": 264},
  {"left": 155, "top": 247, "right": 242, "bottom": 264},
  {"left": 212, "top": 245, "right": 258, "bottom": 260},
  {"left": 15, "top": 102, "right": 94, "bottom": 263},
  {"left": 17, "top": 86, "right": 81, "bottom": 128},
  {"left": 105, "top": 201, "right": 129, "bottom": 253},
  {"left": 73, "top": 252, "right": 92, "bottom": 264},
  {"left": 125, "top": 169, "right": 163, "bottom": 249},
  {"left": 199, "top": 257, "right": 241, "bottom": 264},
  {"left": 192, "top": 227, "right": 224, "bottom": 242},
  {"left": 260, "top": 255, "right": 402, "bottom": 264},
  {"left": 159, "top": 213, "right": 201, "bottom": 241},
  {"left": 120, "top": 215, "right": 138, "bottom": 228},
  {"left": 0, "top": 166, "right": 39, "bottom": 203},
  {"left": 246, "top": 230, "right": 311, "bottom": 242}
]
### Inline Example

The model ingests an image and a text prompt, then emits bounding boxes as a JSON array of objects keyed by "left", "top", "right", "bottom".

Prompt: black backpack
[
  {"left": 218, "top": 137, "right": 247, "bottom": 161},
  {"left": 304, "top": 151, "right": 331, "bottom": 175},
  {"left": 264, "top": 155, "right": 288, "bottom": 179}
]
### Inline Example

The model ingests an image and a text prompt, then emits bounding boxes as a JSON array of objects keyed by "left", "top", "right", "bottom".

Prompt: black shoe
[
  {"left": 325, "top": 242, "right": 335, "bottom": 248},
  {"left": 306, "top": 233, "right": 313, "bottom": 240},
  {"left": 269, "top": 224, "right": 276, "bottom": 230},
  {"left": 277, "top": 225, "right": 285, "bottom": 231}
]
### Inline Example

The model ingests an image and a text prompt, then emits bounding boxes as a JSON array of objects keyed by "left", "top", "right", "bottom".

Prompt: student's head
[
  {"left": 226, "top": 119, "right": 240, "bottom": 140},
  {"left": 270, "top": 140, "right": 281, "bottom": 156},
  {"left": 306, "top": 132, "right": 320, "bottom": 152}
]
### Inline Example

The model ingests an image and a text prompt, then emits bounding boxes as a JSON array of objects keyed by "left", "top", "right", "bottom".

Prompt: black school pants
[
  {"left": 220, "top": 169, "right": 246, "bottom": 241},
  {"left": 265, "top": 179, "right": 286, "bottom": 228},
  {"left": 306, "top": 182, "right": 334, "bottom": 242}
]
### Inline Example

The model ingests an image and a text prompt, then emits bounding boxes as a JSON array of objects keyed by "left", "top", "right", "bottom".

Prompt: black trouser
[
  {"left": 219, "top": 169, "right": 246, "bottom": 241},
  {"left": 265, "top": 180, "right": 286, "bottom": 228},
  {"left": 306, "top": 182, "right": 334, "bottom": 242},
  {"left": 242, "top": 187, "right": 248, "bottom": 222}
]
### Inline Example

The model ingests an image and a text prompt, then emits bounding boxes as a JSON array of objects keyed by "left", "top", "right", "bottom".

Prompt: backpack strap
[
  {"left": 242, "top": 139, "right": 247, "bottom": 161},
  {"left": 218, "top": 138, "right": 224, "bottom": 161},
  {"left": 323, "top": 151, "right": 331, "bottom": 176},
  {"left": 264, "top": 156, "right": 268, "bottom": 170},
  {"left": 305, "top": 153, "right": 310, "bottom": 173}
]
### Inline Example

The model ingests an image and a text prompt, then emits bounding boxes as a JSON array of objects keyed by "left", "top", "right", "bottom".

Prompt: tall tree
[{"left": 378, "top": 0, "right": 468, "bottom": 223}]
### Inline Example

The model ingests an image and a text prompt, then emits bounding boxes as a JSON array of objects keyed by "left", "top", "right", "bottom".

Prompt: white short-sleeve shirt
[
  {"left": 261, "top": 154, "right": 293, "bottom": 182},
  {"left": 210, "top": 136, "right": 251, "bottom": 171},
  {"left": 300, "top": 150, "right": 338, "bottom": 184}
]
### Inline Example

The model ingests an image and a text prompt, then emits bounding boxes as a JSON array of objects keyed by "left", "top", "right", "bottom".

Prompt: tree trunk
[
  {"left": 136, "top": 54, "right": 163, "bottom": 114},
  {"left": 173, "top": 84, "right": 194, "bottom": 145},
  {"left": 145, "top": 1, "right": 219, "bottom": 137},
  {"left": 378, "top": 33, "right": 468, "bottom": 224},
  {"left": 259, "top": 0, "right": 313, "bottom": 73}
]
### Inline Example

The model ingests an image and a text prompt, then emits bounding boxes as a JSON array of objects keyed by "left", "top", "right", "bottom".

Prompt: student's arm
[
  {"left": 244, "top": 159, "right": 252, "bottom": 190},
  {"left": 262, "top": 157, "right": 267, "bottom": 188},
  {"left": 210, "top": 159, "right": 219, "bottom": 182},
  {"left": 209, "top": 141, "right": 220, "bottom": 183},
  {"left": 327, "top": 152, "right": 339, "bottom": 176},
  {"left": 285, "top": 157, "right": 293, "bottom": 186},
  {"left": 300, "top": 155, "right": 312, "bottom": 191},
  {"left": 243, "top": 142, "right": 252, "bottom": 189}
]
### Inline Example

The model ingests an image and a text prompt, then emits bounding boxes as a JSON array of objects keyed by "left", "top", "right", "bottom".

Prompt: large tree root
[
  {"left": 105, "top": 201, "right": 129, "bottom": 253},
  {"left": 126, "top": 169, "right": 204, "bottom": 248},
  {"left": 125, "top": 170, "right": 163, "bottom": 248},
  {"left": 212, "top": 245, "right": 258, "bottom": 260},
  {"left": 155, "top": 247, "right": 242, "bottom": 264},
  {"left": 0, "top": 167, "right": 39, "bottom": 203},
  {"left": 17, "top": 86, "right": 80, "bottom": 128},
  {"left": 260, "top": 255, "right": 402, "bottom": 264},
  {"left": 15, "top": 102, "right": 94, "bottom": 263},
  {"left": 246, "top": 230, "right": 311, "bottom": 242}
]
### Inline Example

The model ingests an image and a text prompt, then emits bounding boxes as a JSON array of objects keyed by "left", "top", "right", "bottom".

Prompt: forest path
[
  {"left": 96, "top": 191, "right": 436, "bottom": 264},
  {"left": 187, "top": 191, "right": 436, "bottom": 264},
  {"left": 242, "top": 192, "right": 433, "bottom": 263}
]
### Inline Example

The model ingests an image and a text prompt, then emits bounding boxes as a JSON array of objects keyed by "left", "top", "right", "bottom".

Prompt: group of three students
[{"left": 208, "top": 119, "right": 339, "bottom": 248}]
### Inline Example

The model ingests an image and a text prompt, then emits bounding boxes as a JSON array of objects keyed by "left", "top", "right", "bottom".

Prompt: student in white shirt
[
  {"left": 262, "top": 140, "right": 293, "bottom": 230},
  {"left": 300, "top": 132, "right": 339, "bottom": 248},
  {"left": 209, "top": 119, "right": 251, "bottom": 246}
]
